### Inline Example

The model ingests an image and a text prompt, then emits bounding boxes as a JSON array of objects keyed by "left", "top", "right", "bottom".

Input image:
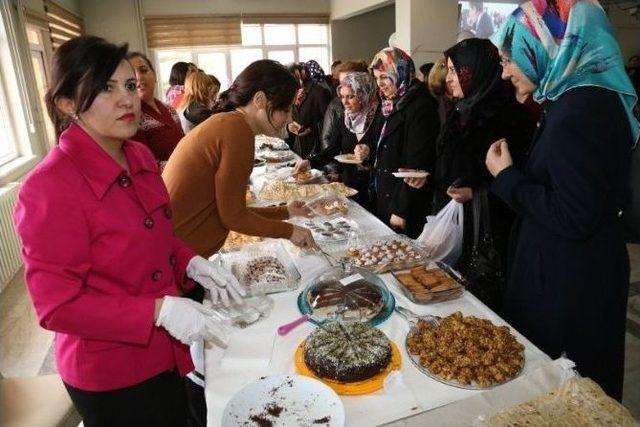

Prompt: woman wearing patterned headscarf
[
  {"left": 286, "top": 61, "right": 332, "bottom": 158},
  {"left": 430, "top": 38, "right": 535, "bottom": 311},
  {"left": 369, "top": 47, "right": 440, "bottom": 237},
  {"left": 294, "top": 72, "right": 384, "bottom": 207},
  {"left": 485, "top": 0, "right": 639, "bottom": 400}
]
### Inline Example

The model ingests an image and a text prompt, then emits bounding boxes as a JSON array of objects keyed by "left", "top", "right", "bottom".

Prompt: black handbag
[{"left": 464, "top": 188, "right": 505, "bottom": 312}]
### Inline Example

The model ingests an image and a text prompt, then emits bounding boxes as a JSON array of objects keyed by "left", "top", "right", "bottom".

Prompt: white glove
[
  {"left": 156, "top": 296, "right": 229, "bottom": 348},
  {"left": 186, "top": 255, "right": 246, "bottom": 306}
]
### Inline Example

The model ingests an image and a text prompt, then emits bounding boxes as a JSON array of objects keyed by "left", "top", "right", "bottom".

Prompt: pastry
[
  {"left": 396, "top": 265, "right": 463, "bottom": 303},
  {"left": 407, "top": 311, "right": 525, "bottom": 388}
]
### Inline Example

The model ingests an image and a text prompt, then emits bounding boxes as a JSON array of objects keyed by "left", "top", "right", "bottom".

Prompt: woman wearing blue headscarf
[{"left": 486, "top": 0, "right": 639, "bottom": 400}]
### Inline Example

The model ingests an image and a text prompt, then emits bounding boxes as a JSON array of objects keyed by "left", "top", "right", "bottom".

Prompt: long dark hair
[
  {"left": 169, "top": 61, "right": 191, "bottom": 85},
  {"left": 212, "top": 59, "right": 298, "bottom": 128},
  {"left": 45, "top": 36, "right": 129, "bottom": 139}
]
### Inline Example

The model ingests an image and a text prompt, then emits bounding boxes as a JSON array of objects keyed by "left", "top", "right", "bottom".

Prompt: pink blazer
[{"left": 14, "top": 124, "right": 196, "bottom": 391}]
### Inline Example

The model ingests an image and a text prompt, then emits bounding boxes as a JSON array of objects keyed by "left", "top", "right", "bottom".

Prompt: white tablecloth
[{"left": 205, "top": 157, "right": 551, "bottom": 427}]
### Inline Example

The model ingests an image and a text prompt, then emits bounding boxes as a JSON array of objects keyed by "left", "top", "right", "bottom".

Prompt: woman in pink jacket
[{"left": 14, "top": 36, "right": 244, "bottom": 427}]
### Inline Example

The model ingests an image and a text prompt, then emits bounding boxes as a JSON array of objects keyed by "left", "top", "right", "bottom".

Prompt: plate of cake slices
[{"left": 296, "top": 266, "right": 395, "bottom": 327}]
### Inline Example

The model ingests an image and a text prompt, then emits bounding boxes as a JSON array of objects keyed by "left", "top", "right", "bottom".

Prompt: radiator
[{"left": 0, "top": 182, "right": 22, "bottom": 291}]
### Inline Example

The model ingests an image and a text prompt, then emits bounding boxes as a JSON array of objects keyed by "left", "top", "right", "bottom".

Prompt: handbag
[{"left": 462, "top": 188, "right": 504, "bottom": 311}]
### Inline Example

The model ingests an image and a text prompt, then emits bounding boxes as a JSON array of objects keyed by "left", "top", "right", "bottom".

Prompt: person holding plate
[
  {"left": 369, "top": 47, "right": 440, "bottom": 238},
  {"left": 293, "top": 72, "right": 383, "bottom": 209}
]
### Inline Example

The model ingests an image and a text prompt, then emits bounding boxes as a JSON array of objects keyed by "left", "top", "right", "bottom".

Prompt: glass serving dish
[
  {"left": 221, "top": 240, "right": 302, "bottom": 295},
  {"left": 301, "top": 217, "right": 358, "bottom": 244},
  {"left": 296, "top": 266, "right": 395, "bottom": 327},
  {"left": 391, "top": 261, "right": 466, "bottom": 305},
  {"left": 304, "top": 190, "right": 350, "bottom": 217},
  {"left": 344, "top": 234, "right": 429, "bottom": 273}
]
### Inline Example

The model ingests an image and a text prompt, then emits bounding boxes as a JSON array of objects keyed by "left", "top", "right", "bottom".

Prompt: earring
[{"left": 71, "top": 111, "right": 79, "bottom": 121}]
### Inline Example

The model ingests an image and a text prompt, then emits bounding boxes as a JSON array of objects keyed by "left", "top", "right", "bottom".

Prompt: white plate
[
  {"left": 264, "top": 151, "right": 295, "bottom": 162},
  {"left": 392, "top": 171, "right": 429, "bottom": 178},
  {"left": 334, "top": 154, "right": 362, "bottom": 164},
  {"left": 265, "top": 167, "right": 294, "bottom": 181},
  {"left": 303, "top": 217, "right": 358, "bottom": 242},
  {"left": 222, "top": 374, "right": 345, "bottom": 426},
  {"left": 287, "top": 169, "right": 323, "bottom": 184}
]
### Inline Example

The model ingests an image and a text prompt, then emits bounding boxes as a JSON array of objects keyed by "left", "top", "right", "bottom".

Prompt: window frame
[
  {"left": 0, "top": 1, "right": 49, "bottom": 184},
  {"left": 152, "top": 22, "right": 331, "bottom": 96}
]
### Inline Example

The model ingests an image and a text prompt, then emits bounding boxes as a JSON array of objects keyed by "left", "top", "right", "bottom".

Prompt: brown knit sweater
[{"left": 162, "top": 111, "right": 293, "bottom": 257}]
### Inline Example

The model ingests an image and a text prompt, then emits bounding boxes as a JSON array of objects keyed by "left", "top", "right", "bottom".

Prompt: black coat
[
  {"left": 491, "top": 87, "right": 632, "bottom": 400},
  {"left": 309, "top": 107, "right": 384, "bottom": 208},
  {"left": 434, "top": 91, "right": 535, "bottom": 311},
  {"left": 373, "top": 82, "right": 440, "bottom": 238},
  {"left": 290, "top": 83, "right": 332, "bottom": 158},
  {"left": 319, "top": 97, "right": 343, "bottom": 151}
]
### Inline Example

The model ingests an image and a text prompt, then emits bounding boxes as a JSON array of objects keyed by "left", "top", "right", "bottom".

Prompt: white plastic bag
[{"left": 416, "top": 200, "right": 464, "bottom": 265}]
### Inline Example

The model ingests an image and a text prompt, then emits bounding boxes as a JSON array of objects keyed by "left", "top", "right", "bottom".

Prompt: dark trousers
[
  {"left": 64, "top": 370, "right": 188, "bottom": 427},
  {"left": 185, "top": 377, "right": 207, "bottom": 427}
]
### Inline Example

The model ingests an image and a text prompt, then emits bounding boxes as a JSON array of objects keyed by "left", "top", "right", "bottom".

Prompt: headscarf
[
  {"left": 337, "top": 72, "right": 379, "bottom": 134},
  {"left": 370, "top": 47, "right": 415, "bottom": 117},
  {"left": 444, "top": 38, "right": 503, "bottom": 121},
  {"left": 304, "top": 60, "right": 326, "bottom": 84},
  {"left": 491, "top": 0, "right": 639, "bottom": 144}
]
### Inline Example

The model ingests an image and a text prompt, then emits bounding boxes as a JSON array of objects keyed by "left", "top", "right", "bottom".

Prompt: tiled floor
[{"left": 2, "top": 246, "right": 639, "bottom": 419}]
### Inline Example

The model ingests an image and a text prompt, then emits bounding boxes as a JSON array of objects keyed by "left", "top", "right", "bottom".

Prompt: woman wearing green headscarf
[{"left": 486, "top": 0, "right": 639, "bottom": 400}]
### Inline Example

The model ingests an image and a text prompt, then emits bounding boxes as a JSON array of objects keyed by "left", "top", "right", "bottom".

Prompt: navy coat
[{"left": 491, "top": 87, "right": 632, "bottom": 400}]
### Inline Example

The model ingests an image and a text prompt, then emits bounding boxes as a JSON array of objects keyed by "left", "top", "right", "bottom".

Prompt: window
[
  {"left": 26, "top": 23, "right": 55, "bottom": 147},
  {"left": 153, "top": 21, "right": 331, "bottom": 95},
  {"left": 0, "top": 6, "right": 34, "bottom": 170},
  {"left": 263, "top": 24, "right": 295, "bottom": 45}
]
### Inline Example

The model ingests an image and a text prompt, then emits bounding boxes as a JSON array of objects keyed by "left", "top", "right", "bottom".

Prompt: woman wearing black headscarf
[
  {"left": 287, "top": 61, "right": 332, "bottom": 158},
  {"left": 434, "top": 38, "right": 535, "bottom": 311}
]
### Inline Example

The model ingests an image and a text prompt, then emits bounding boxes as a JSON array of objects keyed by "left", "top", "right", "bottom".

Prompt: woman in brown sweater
[{"left": 162, "top": 60, "right": 316, "bottom": 258}]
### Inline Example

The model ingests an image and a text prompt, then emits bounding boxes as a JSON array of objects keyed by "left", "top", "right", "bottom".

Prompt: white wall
[
  {"left": 23, "top": 0, "right": 82, "bottom": 16},
  {"left": 395, "top": 0, "right": 458, "bottom": 66},
  {"left": 55, "top": 0, "right": 82, "bottom": 16},
  {"left": 81, "top": 0, "right": 144, "bottom": 51},
  {"left": 331, "top": 0, "right": 393, "bottom": 20},
  {"left": 331, "top": 4, "right": 395, "bottom": 63},
  {"left": 82, "top": 0, "right": 331, "bottom": 53},
  {"left": 143, "top": 0, "right": 330, "bottom": 15}
]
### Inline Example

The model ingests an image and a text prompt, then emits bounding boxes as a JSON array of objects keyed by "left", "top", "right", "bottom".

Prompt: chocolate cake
[
  {"left": 304, "top": 322, "right": 392, "bottom": 382},
  {"left": 307, "top": 279, "right": 384, "bottom": 321}
]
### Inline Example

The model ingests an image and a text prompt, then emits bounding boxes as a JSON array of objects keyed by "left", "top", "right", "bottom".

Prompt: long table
[{"left": 204, "top": 159, "right": 553, "bottom": 427}]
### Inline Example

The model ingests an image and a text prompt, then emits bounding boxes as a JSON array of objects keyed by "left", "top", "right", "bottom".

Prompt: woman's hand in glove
[
  {"left": 186, "top": 255, "right": 246, "bottom": 306},
  {"left": 155, "top": 296, "right": 229, "bottom": 348}
]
